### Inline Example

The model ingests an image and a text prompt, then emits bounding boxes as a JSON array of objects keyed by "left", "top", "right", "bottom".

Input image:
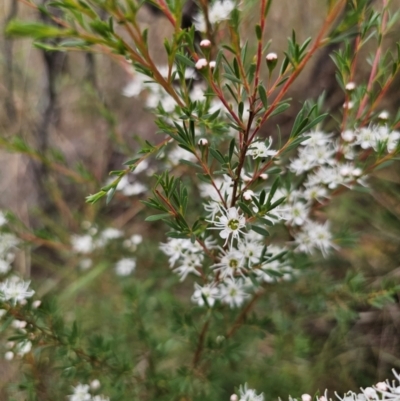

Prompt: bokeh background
[{"left": 0, "top": 0, "right": 400, "bottom": 399}]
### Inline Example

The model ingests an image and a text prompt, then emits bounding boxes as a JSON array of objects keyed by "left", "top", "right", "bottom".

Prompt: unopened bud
[
  {"left": 341, "top": 130, "right": 355, "bottom": 142},
  {"left": 230, "top": 394, "right": 239, "bottom": 401},
  {"left": 4, "top": 351, "right": 14, "bottom": 361},
  {"left": 378, "top": 110, "right": 389, "bottom": 120},
  {"left": 376, "top": 382, "right": 387, "bottom": 391},
  {"left": 243, "top": 190, "right": 254, "bottom": 201},
  {"left": 195, "top": 58, "right": 208, "bottom": 70},
  {"left": 90, "top": 379, "right": 101, "bottom": 390},
  {"left": 216, "top": 335, "right": 225, "bottom": 344},
  {"left": 266, "top": 52, "right": 278, "bottom": 72},
  {"left": 343, "top": 101, "right": 354, "bottom": 110},
  {"left": 32, "top": 300, "right": 41, "bottom": 309},
  {"left": 319, "top": 397, "right": 327, "bottom": 401},
  {"left": 266, "top": 52, "right": 278, "bottom": 62},
  {"left": 345, "top": 82, "right": 356, "bottom": 91},
  {"left": 200, "top": 39, "right": 211, "bottom": 48},
  {"left": 302, "top": 394, "right": 312, "bottom": 401},
  {"left": 198, "top": 138, "right": 208, "bottom": 146},
  {"left": 209, "top": 61, "right": 216, "bottom": 69},
  {"left": 260, "top": 173, "right": 268, "bottom": 180}
]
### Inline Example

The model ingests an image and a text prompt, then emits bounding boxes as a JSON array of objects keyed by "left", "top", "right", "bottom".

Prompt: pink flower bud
[
  {"left": 200, "top": 39, "right": 211, "bottom": 48},
  {"left": 195, "top": 58, "right": 208, "bottom": 70}
]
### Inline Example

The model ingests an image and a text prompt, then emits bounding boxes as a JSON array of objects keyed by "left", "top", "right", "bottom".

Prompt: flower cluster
[
  {"left": 235, "top": 371, "right": 400, "bottom": 401},
  {"left": 194, "top": 0, "right": 236, "bottom": 32},
  {"left": 70, "top": 221, "right": 142, "bottom": 277},
  {"left": 68, "top": 382, "right": 109, "bottom": 401},
  {"left": 0, "top": 227, "right": 19, "bottom": 275}
]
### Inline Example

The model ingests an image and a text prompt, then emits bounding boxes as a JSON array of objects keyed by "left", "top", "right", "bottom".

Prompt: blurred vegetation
[{"left": 0, "top": 0, "right": 399, "bottom": 400}]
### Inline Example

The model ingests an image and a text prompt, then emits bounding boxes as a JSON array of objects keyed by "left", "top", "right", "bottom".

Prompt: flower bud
[
  {"left": 376, "top": 382, "right": 387, "bottom": 391},
  {"left": 345, "top": 82, "right": 356, "bottom": 91},
  {"left": 343, "top": 101, "right": 354, "bottom": 110},
  {"left": 209, "top": 61, "right": 216, "bottom": 69},
  {"left": 230, "top": 394, "right": 239, "bottom": 401},
  {"left": 302, "top": 394, "right": 312, "bottom": 401},
  {"left": 198, "top": 138, "right": 208, "bottom": 146},
  {"left": 195, "top": 58, "right": 208, "bottom": 70},
  {"left": 341, "top": 130, "right": 355, "bottom": 142},
  {"left": 378, "top": 110, "right": 389, "bottom": 120},
  {"left": 32, "top": 300, "right": 41, "bottom": 309},
  {"left": 260, "top": 173, "right": 268, "bottom": 180},
  {"left": 4, "top": 351, "right": 14, "bottom": 361},
  {"left": 266, "top": 52, "right": 278, "bottom": 73},
  {"left": 200, "top": 39, "right": 211, "bottom": 48},
  {"left": 90, "top": 379, "right": 101, "bottom": 390},
  {"left": 243, "top": 190, "right": 254, "bottom": 201}
]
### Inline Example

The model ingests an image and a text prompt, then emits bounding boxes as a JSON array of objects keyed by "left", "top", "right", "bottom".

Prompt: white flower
[
  {"left": 345, "top": 82, "right": 356, "bottom": 91},
  {"left": 355, "top": 127, "right": 378, "bottom": 149},
  {"left": 378, "top": 110, "right": 389, "bottom": 120},
  {"left": 239, "top": 384, "right": 264, "bottom": 401},
  {"left": 302, "top": 185, "right": 328, "bottom": 203},
  {"left": 375, "top": 382, "right": 387, "bottom": 391},
  {"left": 191, "top": 283, "right": 219, "bottom": 307},
  {"left": 71, "top": 235, "right": 94, "bottom": 254},
  {"left": 212, "top": 247, "right": 246, "bottom": 278},
  {"left": 293, "top": 220, "right": 334, "bottom": 257},
  {"left": 122, "top": 74, "right": 146, "bottom": 97},
  {"left": 0, "top": 277, "right": 34, "bottom": 304},
  {"left": 284, "top": 201, "right": 310, "bottom": 226},
  {"left": 122, "top": 182, "right": 147, "bottom": 196},
  {"left": 208, "top": 206, "right": 246, "bottom": 245},
  {"left": 0, "top": 211, "right": 7, "bottom": 226},
  {"left": 12, "top": 319, "right": 27, "bottom": 329},
  {"left": 342, "top": 130, "right": 355, "bottom": 142},
  {"left": 79, "top": 258, "right": 93, "bottom": 271},
  {"left": 238, "top": 239, "right": 264, "bottom": 265},
  {"left": 302, "top": 395, "right": 312, "bottom": 401},
  {"left": 16, "top": 340, "right": 32, "bottom": 356},
  {"left": 115, "top": 258, "right": 136, "bottom": 276},
  {"left": 220, "top": 278, "right": 249, "bottom": 308},
  {"left": 246, "top": 139, "right": 277, "bottom": 159},
  {"left": 68, "top": 384, "right": 91, "bottom": 401},
  {"left": 160, "top": 238, "right": 195, "bottom": 267},
  {"left": 168, "top": 146, "right": 196, "bottom": 166},
  {"left": 194, "top": 0, "right": 235, "bottom": 31},
  {"left": 173, "top": 253, "right": 203, "bottom": 281},
  {"left": 100, "top": 228, "right": 123, "bottom": 241},
  {"left": 92, "top": 396, "right": 110, "bottom": 401},
  {"left": 0, "top": 259, "right": 12, "bottom": 274}
]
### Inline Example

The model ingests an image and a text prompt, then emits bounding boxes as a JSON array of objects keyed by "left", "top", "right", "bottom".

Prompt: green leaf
[
  {"left": 209, "top": 148, "right": 226, "bottom": 164},
  {"left": 6, "top": 20, "right": 73, "bottom": 39},
  {"left": 106, "top": 187, "right": 116, "bottom": 205},
  {"left": 251, "top": 225, "right": 270, "bottom": 237},
  {"left": 258, "top": 85, "right": 268, "bottom": 109},
  {"left": 145, "top": 213, "right": 171, "bottom": 221}
]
